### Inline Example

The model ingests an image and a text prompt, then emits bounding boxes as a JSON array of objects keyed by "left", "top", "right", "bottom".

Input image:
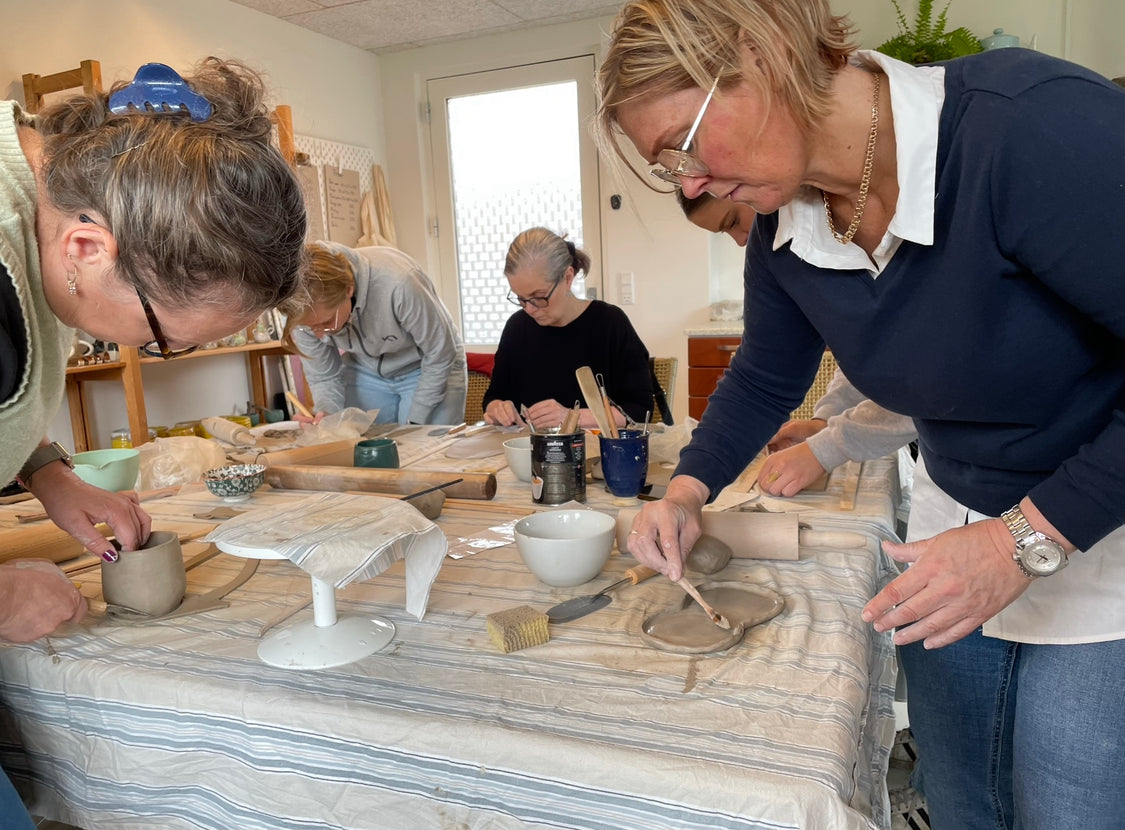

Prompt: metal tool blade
[{"left": 546, "top": 592, "right": 613, "bottom": 624}]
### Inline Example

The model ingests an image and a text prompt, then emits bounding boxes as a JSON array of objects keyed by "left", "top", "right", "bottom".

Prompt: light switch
[{"left": 618, "top": 272, "right": 635, "bottom": 305}]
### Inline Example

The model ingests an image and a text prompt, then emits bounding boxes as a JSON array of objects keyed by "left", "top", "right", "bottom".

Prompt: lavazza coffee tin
[{"left": 530, "top": 431, "right": 586, "bottom": 504}]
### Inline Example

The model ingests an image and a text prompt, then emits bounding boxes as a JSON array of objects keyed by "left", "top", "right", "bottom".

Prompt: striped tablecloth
[{"left": 0, "top": 454, "right": 900, "bottom": 830}]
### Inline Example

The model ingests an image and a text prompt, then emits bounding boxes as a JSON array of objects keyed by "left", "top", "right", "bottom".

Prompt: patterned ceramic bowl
[{"left": 203, "top": 463, "right": 267, "bottom": 501}]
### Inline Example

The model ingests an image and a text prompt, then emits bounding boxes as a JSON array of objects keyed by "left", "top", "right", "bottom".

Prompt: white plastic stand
[{"left": 216, "top": 541, "right": 395, "bottom": 670}]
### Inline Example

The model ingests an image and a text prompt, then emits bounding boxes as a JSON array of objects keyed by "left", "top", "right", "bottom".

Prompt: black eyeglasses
[
  {"left": 78, "top": 213, "right": 197, "bottom": 360},
  {"left": 507, "top": 279, "right": 560, "bottom": 309}
]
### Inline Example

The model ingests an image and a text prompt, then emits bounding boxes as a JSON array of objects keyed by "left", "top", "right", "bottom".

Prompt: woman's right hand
[
  {"left": 626, "top": 475, "right": 709, "bottom": 582},
  {"left": 0, "top": 559, "right": 88, "bottom": 643},
  {"left": 484, "top": 399, "right": 520, "bottom": 427},
  {"left": 294, "top": 411, "right": 326, "bottom": 425},
  {"left": 758, "top": 443, "right": 828, "bottom": 497}
]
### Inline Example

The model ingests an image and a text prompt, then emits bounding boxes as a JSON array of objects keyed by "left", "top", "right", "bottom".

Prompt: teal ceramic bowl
[
  {"left": 71, "top": 449, "right": 140, "bottom": 491},
  {"left": 203, "top": 463, "right": 267, "bottom": 502}
]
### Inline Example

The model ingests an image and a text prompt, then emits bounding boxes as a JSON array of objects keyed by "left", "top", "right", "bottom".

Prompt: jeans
[
  {"left": 345, "top": 363, "right": 467, "bottom": 425},
  {"left": 900, "top": 630, "right": 1125, "bottom": 830},
  {"left": 0, "top": 766, "right": 35, "bottom": 830}
]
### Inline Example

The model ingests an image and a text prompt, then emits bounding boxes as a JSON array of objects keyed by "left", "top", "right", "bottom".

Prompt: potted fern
[{"left": 876, "top": 0, "right": 982, "bottom": 65}]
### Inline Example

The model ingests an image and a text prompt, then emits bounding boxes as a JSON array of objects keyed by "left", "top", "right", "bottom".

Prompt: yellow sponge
[{"left": 486, "top": 605, "right": 550, "bottom": 653}]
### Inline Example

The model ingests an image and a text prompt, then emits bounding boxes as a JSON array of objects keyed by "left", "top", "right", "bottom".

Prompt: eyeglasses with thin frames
[
  {"left": 507, "top": 278, "right": 561, "bottom": 310},
  {"left": 295, "top": 302, "right": 349, "bottom": 337},
  {"left": 77, "top": 214, "right": 197, "bottom": 360},
  {"left": 650, "top": 75, "right": 720, "bottom": 187}
]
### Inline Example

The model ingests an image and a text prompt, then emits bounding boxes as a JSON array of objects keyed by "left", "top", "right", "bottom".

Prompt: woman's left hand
[
  {"left": 863, "top": 518, "right": 1030, "bottom": 649},
  {"left": 30, "top": 464, "right": 152, "bottom": 559}
]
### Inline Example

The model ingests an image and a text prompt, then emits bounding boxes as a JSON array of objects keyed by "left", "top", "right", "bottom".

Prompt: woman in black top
[{"left": 483, "top": 227, "right": 652, "bottom": 432}]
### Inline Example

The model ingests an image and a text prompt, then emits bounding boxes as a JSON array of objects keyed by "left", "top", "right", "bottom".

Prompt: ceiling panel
[{"left": 229, "top": 0, "right": 620, "bottom": 53}]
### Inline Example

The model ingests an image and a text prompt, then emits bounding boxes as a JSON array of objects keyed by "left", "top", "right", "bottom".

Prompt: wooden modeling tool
[
  {"left": 675, "top": 577, "right": 733, "bottom": 630},
  {"left": 576, "top": 366, "right": 614, "bottom": 436},
  {"left": 285, "top": 390, "right": 314, "bottom": 419},
  {"left": 560, "top": 401, "right": 581, "bottom": 435},
  {"left": 596, "top": 373, "right": 619, "bottom": 438}
]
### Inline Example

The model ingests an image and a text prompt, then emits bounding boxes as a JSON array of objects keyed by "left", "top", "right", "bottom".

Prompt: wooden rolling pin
[{"left": 263, "top": 464, "right": 497, "bottom": 501}]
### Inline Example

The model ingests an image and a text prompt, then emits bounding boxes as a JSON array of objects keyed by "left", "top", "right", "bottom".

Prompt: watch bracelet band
[
  {"left": 16, "top": 441, "right": 72, "bottom": 487},
  {"left": 1001, "top": 505, "right": 1040, "bottom": 579},
  {"left": 1001, "top": 505, "right": 1035, "bottom": 542}
]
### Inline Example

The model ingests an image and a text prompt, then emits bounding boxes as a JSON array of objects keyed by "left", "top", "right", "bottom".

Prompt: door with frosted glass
[{"left": 428, "top": 56, "right": 602, "bottom": 346}]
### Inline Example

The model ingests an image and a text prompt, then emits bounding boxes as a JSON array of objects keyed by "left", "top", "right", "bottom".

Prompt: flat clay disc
[
  {"left": 639, "top": 581, "right": 784, "bottom": 654},
  {"left": 687, "top": 582, "right": 784, "bottom": 627},
  {"left": 640, "top": 607, "right": 744, "bottom": 654}
]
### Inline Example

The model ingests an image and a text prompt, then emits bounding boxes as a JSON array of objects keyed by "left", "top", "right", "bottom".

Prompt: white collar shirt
[{"left": 773, "top": 50, "right": 946, "bottom": 276}]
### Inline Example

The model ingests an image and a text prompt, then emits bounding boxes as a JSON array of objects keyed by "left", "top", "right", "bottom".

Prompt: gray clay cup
[{"left": 101, "top": 530, "right": 186, "bottom": 616}]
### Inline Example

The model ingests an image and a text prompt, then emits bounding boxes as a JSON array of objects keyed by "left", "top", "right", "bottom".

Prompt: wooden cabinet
[
  {"left": 65, "top": 341, "right": 290, "bottom": 452},
  {"left": 687, "top": 336, "right": 840, "bottom": 423},
  {"left": 687, "top": 335, "right": 741, "bottom": 421}
]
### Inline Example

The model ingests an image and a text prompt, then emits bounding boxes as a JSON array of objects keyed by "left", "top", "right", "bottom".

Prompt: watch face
[{"left": 1020, "top": 539, "right": 1066, "bottom": 576}]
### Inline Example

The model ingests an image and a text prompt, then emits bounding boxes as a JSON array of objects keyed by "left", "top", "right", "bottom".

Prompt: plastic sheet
[{"left": 137, "top": 437, "right": 226, "bottom": 490}]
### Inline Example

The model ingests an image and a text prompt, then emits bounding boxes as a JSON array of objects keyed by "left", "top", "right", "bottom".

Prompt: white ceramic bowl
[
  {"left": 514, "top": 509, "right": 615, "bottom": 587},
  {"left": 503, "top": 436, "right": 532, "bottom": 482}
]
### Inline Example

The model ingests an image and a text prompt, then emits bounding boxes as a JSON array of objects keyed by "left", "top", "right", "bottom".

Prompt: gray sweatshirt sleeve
[
  {"left": 293, "top": 328, "right": 346, "bottom": 414},
  {"left": 811, "top": 367, "right": 869, "bottom": 420},
  {"left": 806, "top": 400, "right": 918, "bottom": 471}
]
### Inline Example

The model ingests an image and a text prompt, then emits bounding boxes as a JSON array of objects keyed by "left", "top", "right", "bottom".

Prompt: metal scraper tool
[{"left": 546, "top": 564, "right": 658, "bottom": 623}]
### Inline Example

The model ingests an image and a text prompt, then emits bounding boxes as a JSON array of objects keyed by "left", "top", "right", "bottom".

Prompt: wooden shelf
[
  {"left": 64, "top": 341, "right": 292, "bottom": 452},
  {"left": 136, "top": 340, "right": 288, "bottom": 365}
]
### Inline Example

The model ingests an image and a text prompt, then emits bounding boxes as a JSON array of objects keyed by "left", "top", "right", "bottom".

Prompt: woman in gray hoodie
[{"left": 281, "top": 242, "right": 467, "bottom": 425}]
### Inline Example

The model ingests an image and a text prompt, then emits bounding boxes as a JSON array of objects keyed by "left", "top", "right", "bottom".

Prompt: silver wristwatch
[
  {"left": 17, "top": 441, "right": 73, "bottom": 487},
  {"left": 1001, "top": 505, "right": 1067, "bottom": 578}
]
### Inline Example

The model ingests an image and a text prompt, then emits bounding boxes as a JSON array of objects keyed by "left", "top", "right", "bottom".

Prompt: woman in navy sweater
[{"left": 597, "top": 1, "right": 1125, "bottom": 827}]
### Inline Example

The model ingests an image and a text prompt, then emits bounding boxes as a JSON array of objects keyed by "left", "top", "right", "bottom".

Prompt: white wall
[
  {"left": 379, "top": 0, "right": 1124, "bottom": 425},
  {"left": 1, "top": 0, "right": 383, "bottom": 448}
]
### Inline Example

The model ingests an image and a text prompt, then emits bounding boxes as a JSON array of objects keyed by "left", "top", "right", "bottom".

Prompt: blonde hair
[
  {"left": 595, "top": 0, "right": 856, "bottom": 183},
  {"left": 504, "top": 227, "right": 591, "bottom": 286},
  {"left": 278, "top": 243, "right": 355, "bottom": 351},
  {"left": 36, "top": 57, "right": 306, "bottom": 314}
]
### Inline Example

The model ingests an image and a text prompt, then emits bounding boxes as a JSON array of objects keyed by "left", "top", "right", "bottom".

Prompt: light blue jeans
[
  {"left": 0, "top": 766, "right": 35, "bottom": 829},
  {"left": 900, "top": 630, "right": 1125, "bottom": 829},
  {"left": 345, "top": 363, "right": 467, "bottom": 426}
]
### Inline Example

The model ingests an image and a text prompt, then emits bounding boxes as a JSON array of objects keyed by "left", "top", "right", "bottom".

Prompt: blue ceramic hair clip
[{"left": 108, "top": 63, "right": 212, "bottom": 122}]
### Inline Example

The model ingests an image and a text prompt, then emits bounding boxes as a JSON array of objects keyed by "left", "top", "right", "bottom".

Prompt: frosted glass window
[{"left": 446, "top": 82, "right": 586, "bottom": 344}]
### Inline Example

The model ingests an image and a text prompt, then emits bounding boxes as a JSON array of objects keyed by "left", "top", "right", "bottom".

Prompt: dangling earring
[{"left": 66, "top": 255, "right": 78, "bottom": 296}]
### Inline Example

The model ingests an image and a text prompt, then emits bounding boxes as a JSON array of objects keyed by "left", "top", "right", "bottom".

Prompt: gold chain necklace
[{"left": 822, "top": 72, "right": 881, "bottom": 245}]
